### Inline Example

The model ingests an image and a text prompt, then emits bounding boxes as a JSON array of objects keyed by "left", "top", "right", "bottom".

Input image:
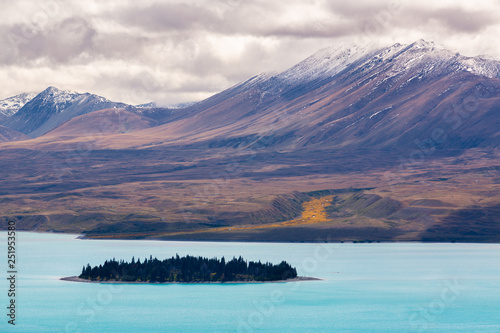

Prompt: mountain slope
[
  {"left": 3, "top": 87, "right": 130, "bottom": 137},
  {"left": 0, "top": 125, "right": 30, "bottom": 142},
  {"left": 43, "top": 108, "right": 159, "bottom": 137}
]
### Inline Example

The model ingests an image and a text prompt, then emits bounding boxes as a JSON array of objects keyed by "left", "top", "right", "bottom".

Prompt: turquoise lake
[{"left": 1, "top": 232, "right": 499, "bottom": 332}]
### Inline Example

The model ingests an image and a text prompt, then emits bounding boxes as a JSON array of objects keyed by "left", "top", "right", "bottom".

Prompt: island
[{"left": 61, "top": 255, "right": 320, "bottom": 283}]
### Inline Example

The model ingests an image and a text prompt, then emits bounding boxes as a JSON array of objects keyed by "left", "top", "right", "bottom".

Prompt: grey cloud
[
  {"left": 326, "top": 2, "right": 394, "bottom": 18},
  {"left": 90, "top": 68, "right": 221, "bottom": 106},
  {"left": 91, "top": 33, "right": 154, "bottom": 61},
  {"left": 326, "top": 2, "right": 497, "bottom": 34},
  {"left": 90, "top": 70, "right": 165, "bottom": 104},
  {"left": 263, "top": 21, "right": 359, "bottom": 39},
  {"left": 114, "top": 1, "right": 358, "bottom": 39},
  {"left": 117, "top": 3, "right": 220, "bottom": 32},
  {"left": 45, "top": 17, "right": 96, "bottom": 62},
  {"left": 425, "top": 8, "right": 497, "bottom": 33},
  {"left": 0, "top": 17, "right": 96, "bottom": 65}
]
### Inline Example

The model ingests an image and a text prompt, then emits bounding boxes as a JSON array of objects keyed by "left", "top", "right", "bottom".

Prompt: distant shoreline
[
  {"left": 60, "top": 276, "right": 321, "bottom": 284},
  {"left": 1, "top": 232, "right": 497, "bottom": 244}
]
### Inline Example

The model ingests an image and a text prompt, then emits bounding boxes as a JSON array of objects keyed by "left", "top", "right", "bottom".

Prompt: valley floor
[{"left": 1, "top": 147, "right": 499, "bottom": 243}]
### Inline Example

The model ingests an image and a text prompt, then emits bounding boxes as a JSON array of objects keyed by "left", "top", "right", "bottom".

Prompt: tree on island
[{"left": 79, "top": 255, "right": 298, "bottom": 282}]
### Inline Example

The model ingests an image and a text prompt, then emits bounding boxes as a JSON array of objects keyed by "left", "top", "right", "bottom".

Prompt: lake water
[{"left": 0, "top": 232, "right": 499, "bottom": 332}]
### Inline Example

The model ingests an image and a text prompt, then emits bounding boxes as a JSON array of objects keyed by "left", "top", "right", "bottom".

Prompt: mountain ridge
[
  {"left": 80, "top": 39, "right": 499, "bottom": 151},
  {"left": 2, "top": 86, "right": 131, "bottom": 137},
  {"left": 0, "top": 125, "right": 30, "bottom": 143},
  {"left": 0, "top": 92, "right": 38, "bottom": 120}
]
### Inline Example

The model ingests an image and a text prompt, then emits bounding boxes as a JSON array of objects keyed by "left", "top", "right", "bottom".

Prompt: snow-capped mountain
[
  {"left": 196, "top": 39, "right": 500, "bottom": 116},
  {"left": 167, "top": 101, "right": 199, "bottom": 109},
  {"left": 141, "top": 39, "right": 500, "bottom": 151},
  {"left": 136, "top": 102, "right": 157, "bottom": 108},
  {"left": 2, "top": 39, "right": 499, "bottom": 148},
  {"left": 3, "top": 86, "right": 130, "bottom": 137},
  {"left": 276, "top": 39, "right": 500, "bottom": 86},
  {"left": 0, "top": 92, "right": 38, "bottom": 118},
  {"left": 276, "top": 43, "right": 377, "bottom": 85},
  {"left": 135, "top": 101, "right": 198, "bottom": 109}
]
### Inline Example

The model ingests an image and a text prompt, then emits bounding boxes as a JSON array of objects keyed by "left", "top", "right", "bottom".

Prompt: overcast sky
[{"left": 1, "top": 0, "right": 500, "bottom": 105}]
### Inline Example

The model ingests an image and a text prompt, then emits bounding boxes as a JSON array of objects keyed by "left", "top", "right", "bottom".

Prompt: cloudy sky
[{"left": 1, "top": 0, "right": 500, "bottom": 105}]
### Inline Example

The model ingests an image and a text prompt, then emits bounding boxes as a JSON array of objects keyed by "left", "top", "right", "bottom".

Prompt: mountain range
[
  {"left": 0, "top": 39, "right": 498, "bottom": 242},
  {"left": 2, "top": 39, "right": 499, "bottom": 150}
]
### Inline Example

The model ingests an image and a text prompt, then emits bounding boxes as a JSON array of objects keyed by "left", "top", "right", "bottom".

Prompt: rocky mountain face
[{"left": 2, "top": 87, "right": 130, "bottom": 137}]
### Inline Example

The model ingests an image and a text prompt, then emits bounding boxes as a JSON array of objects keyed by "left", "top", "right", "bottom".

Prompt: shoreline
[
  {"left": 2, "top": 232, "right": 498, "bottom": 245},
  {"left": 60, "top": 276, "right": 322, "bottom": 284}
]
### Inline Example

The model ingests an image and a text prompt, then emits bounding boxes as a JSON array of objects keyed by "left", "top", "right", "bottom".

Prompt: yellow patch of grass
[
  {"left": 139, "top": 196, "right": 336, "bottom": 238},
  {"left": 214, "top": 196, "right": 334, "bottom": 232}
]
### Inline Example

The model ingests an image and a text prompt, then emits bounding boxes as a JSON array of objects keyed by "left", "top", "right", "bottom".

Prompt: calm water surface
[{"left": 0, "top": 232, "right": 499, "bottom": 332}]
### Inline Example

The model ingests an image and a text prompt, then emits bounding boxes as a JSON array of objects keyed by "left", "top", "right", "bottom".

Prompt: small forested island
[{"left": 67, "top": 255, "right": 313, "bottom": 283}]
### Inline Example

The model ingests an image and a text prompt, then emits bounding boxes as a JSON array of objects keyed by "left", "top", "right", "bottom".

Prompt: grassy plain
[{"left": 0, "top": 145, "right": 498, "bottom": 242}]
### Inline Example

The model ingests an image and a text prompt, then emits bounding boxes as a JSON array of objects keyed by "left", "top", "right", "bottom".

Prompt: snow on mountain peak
[
  {"left": 394, "top": 40, "right": 500, "bottom": 79},
  {"left": 34, "top": 87, "right": 113, "bottom": 111},
  {"left": 0, "top": 92, "right": 38, "bottom": 117},
  {"left": 276, "top": 39, "right": 500, "bottom": 85},
  {"left": 136, "top": 102, "right": 157, "bottom": 108},
  {"left": 278, "top": 43, "right": 378, "bottom": 84},
  {"left": 40, "top": 86, "right": 82, "bottom": 99},
  {"left": 410, "top": 39, "right": 436, "bottom": 49},
  {"left": 167, "top": 101, "right": 199, "bottom": 109}
]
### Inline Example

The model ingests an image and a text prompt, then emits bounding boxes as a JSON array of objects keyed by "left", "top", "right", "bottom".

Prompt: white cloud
[{"left": 0, "top": 0, "right": 499, "bottom": 104}]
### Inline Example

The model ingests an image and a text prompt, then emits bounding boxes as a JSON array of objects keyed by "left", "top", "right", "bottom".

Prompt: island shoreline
[{"left": 60, "top": 276, "right": 322, "bottom": 284}]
